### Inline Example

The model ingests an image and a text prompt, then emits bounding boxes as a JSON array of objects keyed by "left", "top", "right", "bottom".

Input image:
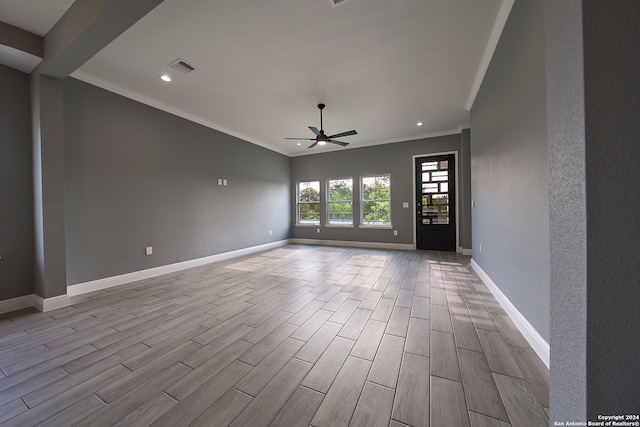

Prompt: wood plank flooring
[{"left": 0, "top": 245, "right": 549, "bottom": 426}]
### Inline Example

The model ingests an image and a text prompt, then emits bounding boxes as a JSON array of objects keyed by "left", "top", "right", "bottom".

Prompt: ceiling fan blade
[
  {"left": 285, "top": 137, "right": 315, "bottom": 140},
  {"left": 328, "top": 140, "right": 349, "bottom": 147},
  {"left": 327, "top": 130, "right": 357, "bottom": 139},
  {"left": 309, "top": 126, "right": 320, "bottom": 136},
  {"left": 308, "top": 142, "right": 318, "bottom": 149}
]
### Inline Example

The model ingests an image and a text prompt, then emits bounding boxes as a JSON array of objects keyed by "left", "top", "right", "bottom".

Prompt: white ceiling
[{"left": 1, "top": 0, "right": 509, "bottom": 156}]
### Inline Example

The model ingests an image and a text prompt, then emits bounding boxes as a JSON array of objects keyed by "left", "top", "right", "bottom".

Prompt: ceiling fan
[{"left": 285, "top": 104, "right": 357, "bottom": 149}]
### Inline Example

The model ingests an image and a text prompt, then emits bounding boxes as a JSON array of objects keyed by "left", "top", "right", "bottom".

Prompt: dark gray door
[{"left": 416, "top": 154, "right": 456, "bottom": 251}]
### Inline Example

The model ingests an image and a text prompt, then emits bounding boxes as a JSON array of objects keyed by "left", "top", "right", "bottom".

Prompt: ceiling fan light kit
[{"left": 285, "top": 103, "right": 357, "bottom": 149}]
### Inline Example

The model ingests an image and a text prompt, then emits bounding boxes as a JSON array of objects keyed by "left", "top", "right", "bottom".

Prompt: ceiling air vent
[
  {"left": 168, "top": 59, "right": 196, "bottom": 74},
  {"left": 330, "top": 0, "right": 351, "bottom": 7}
]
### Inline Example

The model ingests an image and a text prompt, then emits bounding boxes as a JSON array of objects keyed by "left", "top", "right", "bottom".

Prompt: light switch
[
  {"left": 217, "top": 179, "right": 222, "bottom": 186},
  {"left": 402, "top": 202, "right": 409, "bottom": 208},
  {"left": 223, "top": 179, "right": 228, "bottom": 186},
  {"left": 145, "top": 246, "right": 153, "bottom": 255}
]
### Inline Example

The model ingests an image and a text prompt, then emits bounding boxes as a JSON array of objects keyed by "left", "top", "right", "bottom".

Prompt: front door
[{"left": 416, "top": 154, "right": 456, "bottom": 251}]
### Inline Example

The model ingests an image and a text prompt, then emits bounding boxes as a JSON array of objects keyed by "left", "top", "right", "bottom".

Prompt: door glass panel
[
  {"left": 422, "top": 162, "right": 438, "bottom": 171},
  {"left": 419, "top": 160, "right": 450, "bottom": 225},
  {"left": 432, "top": 171, "right": 448, "bottom": 181},
  {"left": 422, "top": 183, "right": 438, "bottom": 193},
  {"left": 432, "top": 194, "right": 449, "bottom": 224}
]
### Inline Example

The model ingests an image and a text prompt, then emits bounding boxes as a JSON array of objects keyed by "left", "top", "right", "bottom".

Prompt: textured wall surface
[
  {"left": 582, "top": 0, "right": 640, "bottom": 417},
  {"left": 470, "top": 0, "right": 550, "bottom": 342},
  {"left": 64, "top": 79, "right": 291, "bottom": 285},
  {"left": 0, "top": 65, "right": 34, "bottom": 300},
  {"left": 545, "top": 0, "right": 588, "bottom": 420},
  {"left": 290, "top": 134, "right": 468, "bottom": 249}
]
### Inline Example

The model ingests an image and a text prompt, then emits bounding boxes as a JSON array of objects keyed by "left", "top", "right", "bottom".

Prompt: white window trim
[
  {"left": 360, "top": 174, "right": 392, "bottom": 227},
  {"left": 326, "top": 177, "right": 354, "bottom": 227},
  {"left": 296, "top": 180, "right": 321, "bottom": 226}
]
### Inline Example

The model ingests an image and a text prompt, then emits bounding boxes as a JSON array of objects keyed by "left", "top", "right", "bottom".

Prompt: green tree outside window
[
  {"left": 298, "top": 181, "right": 320, "bottom": 223},
  {"left": 362, "top": 175, "right": 391, "bottom": 225},
  {"left": 328, "top": 178, "right": 353, "bottom": 225}
]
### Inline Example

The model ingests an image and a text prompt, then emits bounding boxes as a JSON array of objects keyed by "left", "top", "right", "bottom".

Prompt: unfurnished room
[{"left": 1, "top": 0, "right": 638, "bottom": 425}]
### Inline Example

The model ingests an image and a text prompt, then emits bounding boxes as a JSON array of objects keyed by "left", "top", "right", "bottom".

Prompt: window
[
  {"left": 327, "top": 178, "right": 353, "bottom": 225},
  {"left": 297, "top": 180, "right": 320, "bottom": 224},
  {"left": 361, "top": 174, "right": 391, "bottom": 226}
]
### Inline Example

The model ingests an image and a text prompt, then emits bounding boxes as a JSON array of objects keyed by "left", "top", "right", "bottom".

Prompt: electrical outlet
[
  {"left": 317, "top": 228, "right": 320, "bottom": 233},
  {"left": 269, "top": 230, "right": 272, "bottom": 236},
  {"left": 145, "top": 246, "right": 153, "bottom": 255},
  {"left": 393, "top": 230, "right": 398, "bottom": 236}
]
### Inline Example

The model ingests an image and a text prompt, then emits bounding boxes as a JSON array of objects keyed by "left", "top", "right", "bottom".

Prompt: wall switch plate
[
  {"left": 269, "top": 230, "right": 272, "bottom": 235},
  {"left": 393, "top": 230, "right": 398, "bottom": 236},
  {"left": 145, "top": 246, "right": 153, "bottom": 255},
  {"left": 316, "top": 228, "right": 320, "bottom": 233},
  {"left": 472, "top": 200, "right": 476, "bottom": 208},
  {"left": 217, "top": 179, "right": 222, "bottom": 186},
  {"left": 402, "top": 202, "right": 409, "bottom": 208},
  {"left": 223, "top": 179, "right": 228, "bottom": 186}
]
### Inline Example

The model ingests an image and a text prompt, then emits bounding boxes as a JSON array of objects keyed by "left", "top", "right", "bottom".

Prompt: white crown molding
[
  {"left": 0, "top": 45, "right": 41, "bottom": 73},
  {"left": 70, "top": 71, "right": 290, "bottom": 157},
  {"left": 465, "top": 0, "right": 515, "bottom": 110},
  {"left": 470, "top": 258, "right": 550, "bottom": 368},
  {"left": 289, "top": 127, "right": 468, "bottom": 157}
]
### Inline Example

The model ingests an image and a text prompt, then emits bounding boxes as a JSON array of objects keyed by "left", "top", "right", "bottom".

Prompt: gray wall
[
  {"left": 64, "top": 78, "right": 291, "bottom": 285},
  {"left": 545, "top": 0, "right": 587, "bottom": 420},
  {"left": 0, "top": 64, "right": 34, "bottom": 300},
  {"left": 470, "top": 0, "right": 550, "bottom": 342},
  {"left": 582, "top": 1, "right": 640, "bottom": 417},
  {"left": 290, "top": 133, "right": 471, "bottom": 250}
]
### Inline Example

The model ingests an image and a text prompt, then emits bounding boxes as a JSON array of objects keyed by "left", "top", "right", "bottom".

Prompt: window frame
[
  {"left": 359, "top": 174, "right": 392, "bottom": 228},
  {"left": 296, "top": 180, "right": 321, "bottom": 226},
  {"left": 326, "top": 177, "right": 354, "bottom": 228}
]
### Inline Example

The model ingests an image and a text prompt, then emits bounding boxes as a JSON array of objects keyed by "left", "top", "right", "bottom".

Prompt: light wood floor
[{"left": 0, "top": 245, "right": 549, "bottom": 426}]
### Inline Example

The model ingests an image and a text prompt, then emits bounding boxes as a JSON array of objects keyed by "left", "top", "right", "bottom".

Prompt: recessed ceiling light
[
  {"left": 297, "top": 143, "right": 301, "bottom": 146},
  {"left": 159, "top": 74, "right": 172, "bottom": 82},
  {"left": 417, "top": 122, "right": 423, "bottom": 126}
]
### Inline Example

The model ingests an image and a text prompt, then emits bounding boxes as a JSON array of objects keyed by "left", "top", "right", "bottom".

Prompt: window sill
[
  {"left": 358, "top": 224, "right": 393, "bottom": 229},
  {"left": 324, "top": 224, "right": 354, "bottom": 228},
  {"left": 295, "top": 223, "right": 320, "bottom": 227}
]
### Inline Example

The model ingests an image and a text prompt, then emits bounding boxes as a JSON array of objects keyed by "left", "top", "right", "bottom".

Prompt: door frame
[{"left": 412, "top": 151, "right": 460, "bottom": 252}]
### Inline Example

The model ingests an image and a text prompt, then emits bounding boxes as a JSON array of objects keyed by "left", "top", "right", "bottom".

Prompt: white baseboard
[
  {"left": 68, "top": 240, "right": 289, "bottom": 297},
  {"left": 33, "top": 294, "right": 71, "bottom": 312},
  {"left": 0, "top": 294, "right": 71, "bottom": 315},
  {"left": 289, "top": 238, "right": 414, "bottom": 251},
  {"left": 0, "top": 295, "right": 34, "bottom": 315},
  {"left": 470, "top": 258, "right": 550, "bottom": 368}
]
